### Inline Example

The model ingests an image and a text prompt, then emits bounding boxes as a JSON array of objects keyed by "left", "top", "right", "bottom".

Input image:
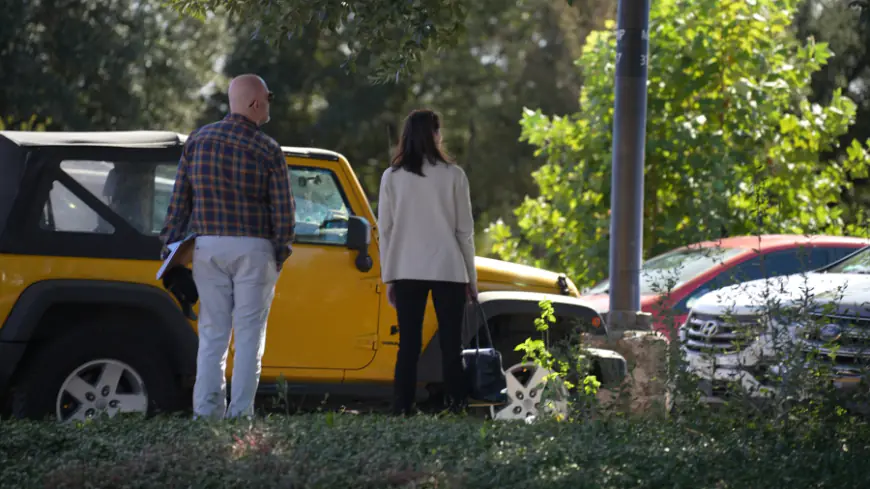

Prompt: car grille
[
  {"left": 799, "top": 314, "right": 870, "bottom": 378},
  {"left": 683, "top": 313, "right": 762, "bottom": 354}
]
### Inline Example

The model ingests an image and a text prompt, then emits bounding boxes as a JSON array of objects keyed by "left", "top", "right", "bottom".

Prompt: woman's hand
[
  {"left": 387, "top": 283, "right": 397, "bottom": 309},
  {"left": 466, "top": 282, "right": 478, "bottom": 302}
]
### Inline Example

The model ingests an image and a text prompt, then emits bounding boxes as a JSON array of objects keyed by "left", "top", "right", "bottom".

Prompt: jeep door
[{"left": 258, "top": 154, "right": 380, "bottom": 377}]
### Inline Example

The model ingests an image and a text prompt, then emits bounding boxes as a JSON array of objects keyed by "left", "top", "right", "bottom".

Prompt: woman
[{"left": 378, "top": 109, "right": 477, "bottom": 416}]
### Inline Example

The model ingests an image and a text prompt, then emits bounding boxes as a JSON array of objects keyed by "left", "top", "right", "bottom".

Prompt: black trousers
[{"left": 392, "top": 279, "right": 468, "bottom": 415}]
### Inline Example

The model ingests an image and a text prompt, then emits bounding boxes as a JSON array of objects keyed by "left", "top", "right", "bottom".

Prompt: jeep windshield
[
  {"left": 586, "top": 246, "right": 747, "bottom": 295},
  {"left": 825, "top": 246, "right": 870, "bottom": 274}
]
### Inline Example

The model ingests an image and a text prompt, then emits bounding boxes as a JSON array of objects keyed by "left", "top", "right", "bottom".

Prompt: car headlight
[
  {"left": 677, "top": 315, "right": 691, "bottom": 342},
  {"left": 678, "top": 322, "right": 688, "bottom": 343}
]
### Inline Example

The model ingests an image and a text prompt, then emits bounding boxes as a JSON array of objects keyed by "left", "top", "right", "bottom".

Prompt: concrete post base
[{"left": 584, "top": 329, "right": 669, "bottom": 417}]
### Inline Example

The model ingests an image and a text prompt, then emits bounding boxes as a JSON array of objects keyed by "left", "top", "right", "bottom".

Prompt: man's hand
[
  {"left": 160, "top": 245, "right": 171, "bottom": 260},
  {"left": 275, "top": 244, "right": 291, "bottom": 273}
]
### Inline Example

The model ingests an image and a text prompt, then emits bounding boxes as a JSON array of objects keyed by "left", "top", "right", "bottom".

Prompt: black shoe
[
  {"left": 445, "top": 396, "right": 468, "bottom": 415},
  {"left": 391, "top": 402, "right": 413, "bottom": 417}
]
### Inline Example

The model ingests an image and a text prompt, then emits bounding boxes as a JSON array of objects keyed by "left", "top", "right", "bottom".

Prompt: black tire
[{"left": 11, "top": 322, "right": 186, "bottom": 421}]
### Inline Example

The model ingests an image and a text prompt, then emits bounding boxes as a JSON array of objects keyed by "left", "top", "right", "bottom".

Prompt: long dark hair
[{"left": 390, "top": 109, "right": 454, "bottom": 176}]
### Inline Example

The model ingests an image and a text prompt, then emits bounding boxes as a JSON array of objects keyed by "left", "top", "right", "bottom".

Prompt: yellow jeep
[{"left": 0, "top": 130, "right": 624, "bottom": 422}]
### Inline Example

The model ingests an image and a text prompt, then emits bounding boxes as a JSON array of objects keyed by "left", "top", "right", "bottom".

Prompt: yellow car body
[{"left": 0, "top": 131, "right": 612, "bottom": 421}]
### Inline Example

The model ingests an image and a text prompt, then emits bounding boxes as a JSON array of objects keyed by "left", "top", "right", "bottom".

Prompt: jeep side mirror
[{"left": 346, "top": 216, "right": 373, "bottom": 272}]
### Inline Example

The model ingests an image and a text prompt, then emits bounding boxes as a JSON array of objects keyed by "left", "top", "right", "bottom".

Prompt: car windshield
[
  {"left": 585, "top": 246, "right": 747, "bottom": 295},
  {"left": 825, "top": 246, "right": 870, "bottom": 274}
]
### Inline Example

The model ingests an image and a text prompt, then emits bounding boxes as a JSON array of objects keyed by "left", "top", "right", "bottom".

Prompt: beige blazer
[{"left": 377, "top": 160, "right": 477, "bottom": 285}]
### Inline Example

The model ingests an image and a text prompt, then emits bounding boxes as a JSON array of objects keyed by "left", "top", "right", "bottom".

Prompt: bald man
[{"left": 160, "top": 74, "right": 296, "bottom": 420}]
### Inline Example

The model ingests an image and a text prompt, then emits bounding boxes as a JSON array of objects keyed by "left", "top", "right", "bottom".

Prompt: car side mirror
[{"left": 346, "top": 216, "right": 373, "bottom": 272}]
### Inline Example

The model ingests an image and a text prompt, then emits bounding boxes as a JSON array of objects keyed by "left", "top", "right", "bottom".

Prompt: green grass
[{"left": 3, "top": 412, "right": 870, "bottom": 488}]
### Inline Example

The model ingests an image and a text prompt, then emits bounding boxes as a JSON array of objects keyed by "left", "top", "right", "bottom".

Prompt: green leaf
[{"left": 780, "top": 115, "right": 799, "bottom": 134}]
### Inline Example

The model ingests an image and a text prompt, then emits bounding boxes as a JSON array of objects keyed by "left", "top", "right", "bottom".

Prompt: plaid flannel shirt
[{"left": 159, "top": 113, "right": 296, "bottom": 269}]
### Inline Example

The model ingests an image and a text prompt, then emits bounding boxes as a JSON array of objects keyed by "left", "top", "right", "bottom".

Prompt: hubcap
[
  {"left": 490, "top": 362, "right": 569, "bottom": 422},
  {"left": 56, "top": 359, "right": 149, "bottom": 423}
]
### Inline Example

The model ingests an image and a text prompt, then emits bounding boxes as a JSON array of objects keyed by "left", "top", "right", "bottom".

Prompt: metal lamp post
[{"left": 606, "top": 0, "right": 653, "bottom": 337}]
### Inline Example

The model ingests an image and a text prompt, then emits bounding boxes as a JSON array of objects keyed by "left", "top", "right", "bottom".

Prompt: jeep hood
[
  {"left": 691, "top": 272, "right": 870, "bottom": 317},
  {"left": 474, "top": 256, "right": 573, "bottom": 296}
]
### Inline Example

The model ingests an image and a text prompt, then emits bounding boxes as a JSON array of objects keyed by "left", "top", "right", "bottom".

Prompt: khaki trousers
[{"left": 191, "top": 235, "right": 280, "bottom": 419}]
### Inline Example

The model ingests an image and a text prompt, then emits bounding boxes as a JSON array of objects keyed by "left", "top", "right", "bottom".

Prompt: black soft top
[
  {"left": 0, "top": 130, "right": 185, "bottom": 149},
  {"left": 0, "top": 131, "right": 188, "bottom": 235},
  {"left": 0, "top": 130, "right": 343, "bottom": 235},
  {"left": 0, "top": 130, "right": 341, "bottom": 161}
]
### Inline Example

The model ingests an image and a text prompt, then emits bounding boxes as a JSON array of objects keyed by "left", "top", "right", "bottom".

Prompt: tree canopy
[
  {"left": 1, "top": 0, "right": 225, "bottom": 132},
  {"left": 796, "top": 0, "right": 870, "bottom": 219},
  {"left": 165, "top": 1, "right": 869, "bottom": 82},
  {"left": 165, "top": 0, "right": 471, "bottom": 82},
  {"left": 486, "top": 0, "right": 870, "bottom": 288}
]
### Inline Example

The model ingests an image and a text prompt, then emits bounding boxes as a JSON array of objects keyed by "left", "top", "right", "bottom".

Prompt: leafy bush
[
  {"left": 3, "top": 412, "right": 870, "bottom": 488},
  {"left": 511, "top": 299, "right": 632, "bottom": 424}
]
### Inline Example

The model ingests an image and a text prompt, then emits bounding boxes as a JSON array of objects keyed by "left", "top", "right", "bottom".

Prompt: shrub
[{"left": 3, "top": 412, "right": 870, "bottom": 488}]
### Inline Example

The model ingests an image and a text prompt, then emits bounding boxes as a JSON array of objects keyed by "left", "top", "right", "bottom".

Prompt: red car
[{"left": 578, "top": 235, "right": 870, "bottom": 337}]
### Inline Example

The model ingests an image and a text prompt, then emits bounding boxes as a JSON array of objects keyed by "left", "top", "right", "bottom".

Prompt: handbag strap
[
  {"left": 471, "top": 297, "right": 493, "bottom": 350},
  {"left": 466, "top": 301, "right": 481, "bottom": 353}
]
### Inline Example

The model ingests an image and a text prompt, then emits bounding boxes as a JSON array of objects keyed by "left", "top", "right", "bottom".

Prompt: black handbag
[{"left": 460, "top": 299, "right": 507, "bottom": 404}]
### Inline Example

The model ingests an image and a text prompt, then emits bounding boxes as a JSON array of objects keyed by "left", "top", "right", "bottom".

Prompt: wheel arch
[
  {"left": 417, "top": 291, "right": 622, "bottom": 385},
  {"left": 0, "top": 279, "right": 198, "bottom": 396}
]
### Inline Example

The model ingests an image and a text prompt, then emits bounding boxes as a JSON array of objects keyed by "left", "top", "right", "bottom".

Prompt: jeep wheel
[
  {"left": 12, "top": 326, "right": 184, "bottom": 422},
  {"left": 55, "top": 359, "right": 149, "bottom": 422},
  {"left": 490, "top": 362, "right": 569, "bottom": 422}
]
